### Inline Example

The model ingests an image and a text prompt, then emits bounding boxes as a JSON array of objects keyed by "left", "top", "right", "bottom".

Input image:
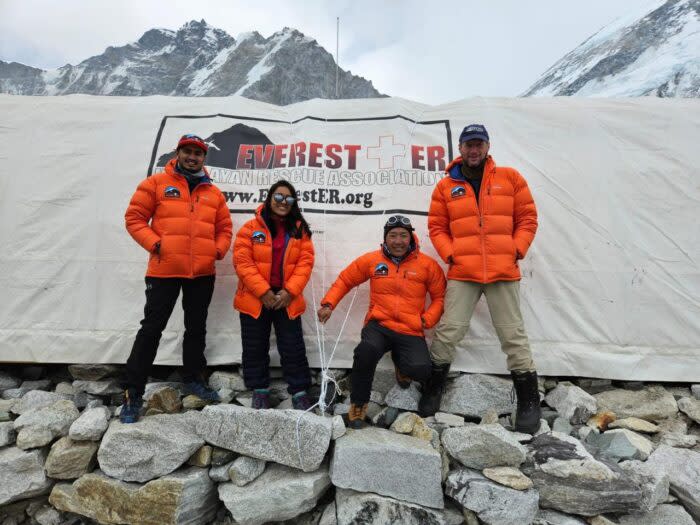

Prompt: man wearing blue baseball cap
[{"left": 420, "top": 123, "right": 541, "bottom": 433}]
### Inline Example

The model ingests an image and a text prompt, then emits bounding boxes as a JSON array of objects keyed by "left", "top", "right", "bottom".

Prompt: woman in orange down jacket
[
  {"left": 233, "top": 180, "right": 314, "bottom": 410},
  {"left": 317, "top": 215, "right": 446, "bottom": 428}
]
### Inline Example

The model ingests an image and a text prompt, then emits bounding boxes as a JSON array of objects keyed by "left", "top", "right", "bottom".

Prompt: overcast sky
[{"left": 1, "top": 0, "right": 647, "bottom": 104}]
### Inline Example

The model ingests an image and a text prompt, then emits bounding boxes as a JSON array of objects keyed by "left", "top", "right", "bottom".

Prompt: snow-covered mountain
[
  {"left": 524, "top": 0, "right": 700, "bottom": 97},
  {"left": 0, "top": 20, "right": 382, "bottom": 105}
]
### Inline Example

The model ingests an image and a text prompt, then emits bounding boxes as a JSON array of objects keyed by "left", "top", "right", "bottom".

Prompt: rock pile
[{"left": 0, "top": 364, "right": 699, "bottom": 524}]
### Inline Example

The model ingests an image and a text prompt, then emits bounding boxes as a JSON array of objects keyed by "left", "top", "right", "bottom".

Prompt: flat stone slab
[
  {"left": 330, "top": 427, "right": 443, "bottom": 509},
  {"left": 607, "top": 417, "right": 659, "bottom": 433},
  {"left": 523, "top": 432, "right": 642, "bottom": 516},
  {"left": 335, "top": 488, "right": 446, "bottom": 525},
  {"left": 445, "top": 467, "right": 539, "bottom": 525},
  {"left": 440, "top": 374, "right": 514, "bottom": 418},
  {"left": 50, "top": 467, "right": 218, "bottom": 525},
  {"left": 482, "top": 466, "right": 533, "bottom": 490},
  {"left": 196, "top": 404, "right": 332, "bottom": 472},
  {"left": 68, "top": 364, "right": 121, "bottom": 381},
  {"left": 218, "top": 462, "right": 331, "bottom": 525},
  {"left": 0, "top": 447, "right": 53, "bottom": 505},
  {"left": 594, "top": 386, "right": 678, "bottom": 421},
  {"left": 98, "top": 412, "right": 204, "bottom": 482},
  {"left": 441, "top": 424, "right": 527, "bottom": 469}
]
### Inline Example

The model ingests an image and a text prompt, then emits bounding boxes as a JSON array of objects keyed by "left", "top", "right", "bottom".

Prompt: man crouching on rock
[
  {"left": 121, "top": 134, "right": 233, "bottom": 423},
  {"left": 317, "top": 216, "right": 446, "bottom": 429}
]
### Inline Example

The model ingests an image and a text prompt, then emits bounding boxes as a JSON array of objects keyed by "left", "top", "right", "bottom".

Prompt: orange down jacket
[
  {"left": 125, "top": 159, "right": 233, "bottom": 278},
  {"left": 233, "top": 206, "right": 315, "bottom": 319},
  {"left": 428, "top": 156, "right": 537, "bottom": 283},
  {"left": 321, "top": 242, "right": 446, "bottom": 337}
]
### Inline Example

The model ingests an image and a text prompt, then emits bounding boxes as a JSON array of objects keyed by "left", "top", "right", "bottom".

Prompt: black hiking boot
[
  {"left": 511, "top": 370, "right": 541, "bottom": 434},
  {"left": 418, "top": 363, "right": 450, "bottom": 417}
]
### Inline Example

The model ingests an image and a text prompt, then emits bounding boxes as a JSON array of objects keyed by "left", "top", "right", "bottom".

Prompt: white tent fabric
[{"left": 0, "top": 94, "right": 698, "bottom": 381}]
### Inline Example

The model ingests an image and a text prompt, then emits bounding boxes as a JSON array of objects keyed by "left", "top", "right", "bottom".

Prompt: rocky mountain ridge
[{"left": 0, "top": 20, "right": 382, "bottom": 105}]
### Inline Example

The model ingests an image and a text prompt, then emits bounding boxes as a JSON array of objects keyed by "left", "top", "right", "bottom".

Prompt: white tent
[{"left": 0, "top": 94, "right": 698, "bottom": 381}]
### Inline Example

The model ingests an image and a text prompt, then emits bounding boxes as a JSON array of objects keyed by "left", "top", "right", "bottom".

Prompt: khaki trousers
[{"left": 429, "top": 279, "right": 535, "bottom": 371}]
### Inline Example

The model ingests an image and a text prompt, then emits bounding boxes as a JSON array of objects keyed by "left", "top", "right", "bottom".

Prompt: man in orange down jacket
[
  {"left": 318, "top": 216, "right": 446, "bottom": 428},
  {"left": 121, "top": 134, "right": 233, "bottom": 423},
  {"left": 418, "top": 124, "right": 541, "bottom": 433}
]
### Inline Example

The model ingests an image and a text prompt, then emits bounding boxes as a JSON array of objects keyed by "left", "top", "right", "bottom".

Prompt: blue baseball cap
[{"left": 459, "top": 124, "right": 489, "bottom": 143}]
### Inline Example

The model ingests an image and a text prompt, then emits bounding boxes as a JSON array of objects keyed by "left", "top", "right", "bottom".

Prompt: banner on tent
[{"left": 148, "top": 114, "right": 454, "bottom": 216}]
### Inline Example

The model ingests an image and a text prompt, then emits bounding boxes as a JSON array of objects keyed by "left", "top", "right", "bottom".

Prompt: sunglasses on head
[
  {"left": 272, "top": 193, "right": 296, "bottom": 205},
  {"left": 386, "top": 215, "right": 411, "bottom": 226},
  {"left": 181, "top": 134, "right": 204, "bottom": 141}
]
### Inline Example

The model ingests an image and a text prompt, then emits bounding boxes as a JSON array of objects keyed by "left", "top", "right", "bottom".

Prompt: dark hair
[{"left": 262, "top": 180, "right": 312, "bottom": 239}]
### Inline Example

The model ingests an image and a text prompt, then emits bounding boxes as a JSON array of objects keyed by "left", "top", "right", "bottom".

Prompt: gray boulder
[
  {"left": 445, "top": 467, "right": 539, "bottom": 525},
  {"left": 45, "top": 437, "right": 98, "bottom": 479},
  {"left": 69, "top": 405, "right": 110, "bottom": 441},
  {"left": 645, "top": 445, "right": 700, "bottom": 521},
  {"left": 594, "top": 386, "right": 678, "bottom": 421},
  {"left": 440, "top": 374, "right": 514, "bottom": 418},
  {"left": 208, "top": 371, "right": 246, "bottom": 392},
  {"left": 335, "top": 488, "right": 446, "bottom": 525},
  {"left": 13, "top": 399, "right": 79, "bottom": 449},
  {"left": 691, "top": 384, "right": 699, "bottom": 400},
  {"left": 50, "top": 467, "right": 218, "bottom": 525},
  {"left": 330, "top": 427, "right": 443, "bottom": 509},
  {"left": 441, "top": 424, "right": 527, "bottom": 469},
  {"left": 618, "top": 504, "right": 695, "bottom": 525},
  {"left": 544, "top": 383, "right": 597, "bottom": 424},
  {"left": 11, "top": 390, "right": 72, "bottom": 415},
  {"left": 618, "top": 459, "right": 669, "bottom": 512},
  {"left": 588, "top": 428, "right": 653, "bottom": 461},
  {"left": 196, "top": 404, "right": 332, "bottom": 472},
  {"left": 218, "top": 462, "right": 331, "bottom": 525},
  {"left": 0, "top": 447, "right": 53, "bottom": 505},
  {"left": 384, "top": 383, "right": 421, "bottom": 411},
  {"left": 98, "top": 412, "right": 204, "bottom": 482},
  {"left": 229, "top": 456, "right": 266, "bottom": 487}
]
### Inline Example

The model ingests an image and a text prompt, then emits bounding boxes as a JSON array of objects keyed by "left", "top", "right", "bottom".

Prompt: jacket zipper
[{"left": 477, "top": 170, "right": 491, "bottom": 281}]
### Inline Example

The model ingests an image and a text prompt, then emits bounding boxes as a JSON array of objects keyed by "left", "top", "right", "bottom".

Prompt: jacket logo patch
[
  {"left": 451, "top": 186, "right": 466, "bottom": 198},
  {"left": 164, "top": 186, "right": 181, "bottom": 198},
  {"left": 251, "top": 231, "right": 266, "bottom": 244},
  {"left": 374, "top": 263, "right": 389, "bottom": 276}
]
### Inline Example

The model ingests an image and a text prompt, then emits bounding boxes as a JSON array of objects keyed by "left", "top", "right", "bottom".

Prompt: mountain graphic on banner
[{"left": 157, "top": 123, "right": 273, "bottom": 170}]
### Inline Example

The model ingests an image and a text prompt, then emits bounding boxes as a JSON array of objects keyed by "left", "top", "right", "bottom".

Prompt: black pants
[
  {"left": 124, "top": 275, "right": 215, "bottom": 395},
  {"left": 350, "top": 320, "right": 432, "bottom": 405},
  {"left": 240, "top": 309, "right": 311, "bottom": 395}
]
